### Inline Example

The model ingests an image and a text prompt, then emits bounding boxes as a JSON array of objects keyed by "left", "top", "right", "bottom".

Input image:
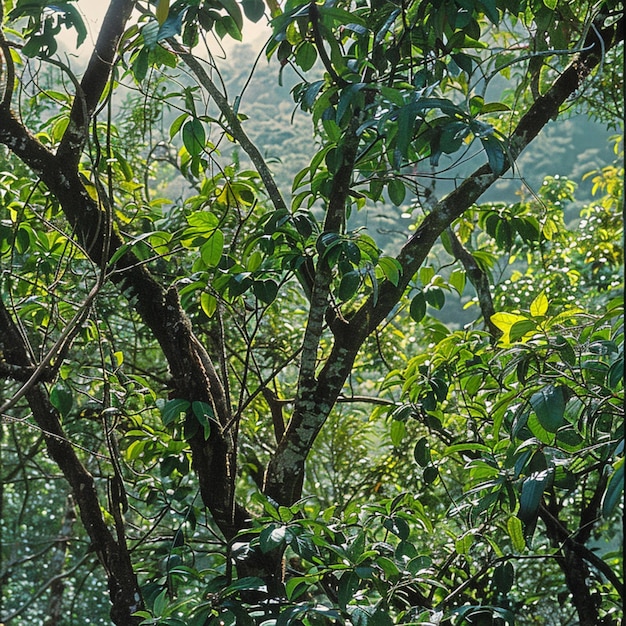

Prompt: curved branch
[
  {"left": 0, "top": 299, "right": 143, "bottom": 625},
  {"left": 446, "top": 227, "right": 501, "bottom": 339},
  {"left": 351, "top": 9, "right": 624, "bottom": 338},
  {"left": 261, "top": 7, "right": 624, "bottom": 507},
  {"left": 57, "top": 0, "right": 136, "bottom": 165},
  {"left": 0, "top": 84, "right": 247, "bottom": 543},
  {"left": 169, "top": 40, "right": 289, "bottom": 215},
  {"left": 171, "top": 41, "right": 316, "bottom": 297}
]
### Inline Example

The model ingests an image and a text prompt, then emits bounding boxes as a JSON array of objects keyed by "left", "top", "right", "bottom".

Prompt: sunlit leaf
[{"left": 529, "top": 291, "right": 548, "bottom": 318}]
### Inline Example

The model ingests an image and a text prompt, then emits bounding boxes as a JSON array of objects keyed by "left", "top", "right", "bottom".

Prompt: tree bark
[
  {"left": 262, "top": 7, "right": 624, "bottom": 507},
  {"left": 0, "top": 298, "right": 143, "bottom": 625},
  {"left": 43, "top": 495, "right": 77, "bottom": 626},
  {"left": 0, "top": 2, "right": 249, "bottom": 543}
]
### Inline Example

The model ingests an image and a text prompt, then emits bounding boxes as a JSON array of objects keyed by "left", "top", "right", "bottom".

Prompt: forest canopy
[{"left": 0, "top": 0, "right": 623, "bottom": 625}]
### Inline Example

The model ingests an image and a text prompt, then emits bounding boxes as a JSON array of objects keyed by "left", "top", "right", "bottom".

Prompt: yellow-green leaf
[
  {"left": 491, "top": 312, "right": 528, "bottom": 344},
  {"left": 200, "top": 292, "right": 217, "bottom": 318},
  {"left": 530, "top": 291, "right": 548, "bottom": 318},
  {"left": 156, "top": 0, "right": 170, "bottom": 25}
]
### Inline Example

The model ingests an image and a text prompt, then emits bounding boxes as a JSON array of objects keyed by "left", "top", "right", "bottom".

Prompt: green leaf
[
  {"left": 409, "top": 292, "right": 426, "bottom": 323},
  {"left": 607, "top": 353, "right": 624, "bottom": 389},
  {"left": 481, "top": 135, "right": 507, "bottom": 175},
  {"left": 518, "top": 469, "right": 553, "bottom": 541},
  {"left": 449, "top": 268, "right": 466, "bottom": 295},
  {"left": 423, "top": 466, "right": 439, "bottom": 484},
  {"left": 161, "top": 398, "right": 190, "bottom": 426},
  {"left": 377, "top": 256, "right": 402, "bottom": 286},
  {"left": 295, "top": 41, "right": 317, "bottom": 71},
  {"left": 285, "top": 576, "right": 310, "bottom": 601},
  {"left": 390, "top": 419, "right": 406, "bottom": 446},
  {"left": 424, "top": 286, "right": 445, "bottom": 310},
  {"left": 602, "top": 457, "right": 624, "bottom": 517},
  {"left": 131, "top": 46, "right": 150, "bottom": 82},
  {"left": 259, "top": 524, "right": 288, "bottom": 552},
  {"left": 491, "top": 312, "right": 528, "bottom": 343},
  {"left": 50, "top": 384, "right": 73, "bottom": 418},
  {"left": 182, "top": 119, "right": 206, "bottom": 157},
  {"left": 224, "top": 577, "right": 267, "bottom": 595},
  {"left": 507, "top": 515, "right": 525, "bottom": 552},
  {"left": 200, "top": 230, "right": 224, "bottom": 267},
  {"left": 492, "top": 562, "right": 514, "bottom": 594},
  {"left": 479, "top": 0, "right": 500, "bottom": 24},
  {"left": 413, "top": 437, "right": 431, "bottom": 467},
  {"left": 388, "top": 178, "right": 406, "bottom": 206},
  {"left": 529, "top": 385, "right": 565, "bottom": 433},
  {"left": 242, "top": 0, "right": 265, "bottom": 21},
  {"left": 526, "top": 412, "right": 553, "bottom": 444},
  {"left": 383, "top": 516, "right": 410, "bottom": 540},
  {"left": 153, "top": 588, "right": 168, "bottom": 616},
  {"left": 253, "top": 279, "right": 279, "bottom": 304},
  {"left": 510, "top": 319, "right": 537, "bottom": 342},
  {"left": 338, "top": 271, "right": 361, "bottom": 302},
  {"left": 529, "top": 291, "right": 548, "bottom": 317},
  {"left": 192, "top": 401, "right": 214, "bottom": 439},
  {"left": 455, "top": 533, "right": 473, "bottom": 555},
  {"left": 219, "top": 0, "right": 244, "bottom": 31}
]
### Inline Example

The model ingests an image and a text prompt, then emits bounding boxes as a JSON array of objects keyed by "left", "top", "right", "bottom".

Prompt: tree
[{"left": 0, "top": 0, "right": 622, "bottom": 624}]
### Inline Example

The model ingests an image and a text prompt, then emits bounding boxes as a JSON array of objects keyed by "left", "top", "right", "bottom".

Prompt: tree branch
[
  {"left": 263, "top": 118, "right": 362, "bottom": 505},
  {"left": 0, "top": 298, "right": 143, "bottom": 626},
  {"left": 262, "top": 7, "right": 624, "bottom": 507},
  {"left": 0, "top": 60, "right": 247, "bottom": 543},
  {"left": 446, "top": 227, "right": 500, "bottom": 338},
  {"left": 170, "top": 41, "right": 316, "bottom": 298},
  {"left": 352, "top": 8, "right": 624, "bottom": 338},
  {"left": 57, "top": 0, "right": 136, "bottom": 166}
]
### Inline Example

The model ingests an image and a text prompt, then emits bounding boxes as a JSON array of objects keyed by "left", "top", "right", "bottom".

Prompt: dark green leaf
[
  {"left": 492, "top": 561, "right": 514, "bottom": 594},
  {"left": 608, "top": 353, "right": 624, "bottom": 389},
  {"left": 409, "top": 292, "right": 426, "bottom": 323},
  {"left": 424, "top": 286, "right": 445, "bottom": 310},
  {"left": 481, "top": 135, "right": 507, "bottom": 175},
  {"left": 423, "top": 466, "right": 439, "bottom": 484},
  {"left": 242, "top": 0, "right": 265, "bottom": 21},
  {"left": 337, "top": 271, "right": 361, "bottom": 301},
  {"left": 510, "top": 319, "right": 537, "bottom": 342},
  {"left": 192, "top": 401, "right": 213, "bottom": 439},
  {"left": 296, "top": 41, "right": 317, "bottom": 71},
  {"left": 383, "top": 516, "right": 410, "bottom": 540},
  {"left": 602, "top": 458, "right": 624, "bottom": 517},
  {"left": 388, "top": 179, "right": 406, "bottom": 206},
  {"left": 50, "top": 384, "right": 73, "bottom": 418},
  {"left": 413, "top": 437, "right": 431, "bottom": 467},
  {"left": 161, "top": 399, "right": 191, "bottom": 426},
  {"left": 259, "top": 524, "right": 288, "bottom": 552},
  {"left": 337, "top": 571, "right": 360, "bottom": 610},
  {"left": 529, "top": 385, "right": 565, "bottom": 433},
  {"left": 182, "top": 119, "right": 206, "bottom": 157},
  {"left": 253, "top": 279, "right": 279, "bottom": 304},
  {"left": 518, "top": 469, "right": 553, "bottom": 541}
]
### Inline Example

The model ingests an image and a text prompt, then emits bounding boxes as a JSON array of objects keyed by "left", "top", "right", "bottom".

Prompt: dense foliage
[{"left": 0, "top": 0, "right": 623, "bottom": 625}]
